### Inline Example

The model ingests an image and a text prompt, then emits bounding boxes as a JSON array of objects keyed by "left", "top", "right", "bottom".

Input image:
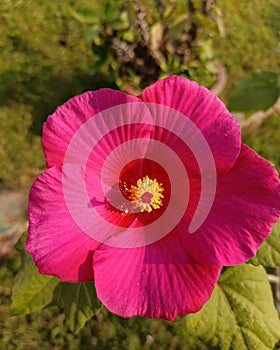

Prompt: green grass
[
  {"left": 216, "top": 0, "right": 280, "bottom": 100},
  {"left": 0, "top": 0, "right": 114, "bottom": 189},
  {"left": 243, "top": 114, "right": 280, "bottom": 172}
]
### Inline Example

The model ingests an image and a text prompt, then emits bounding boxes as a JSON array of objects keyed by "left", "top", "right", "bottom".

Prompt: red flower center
[{"left": 119, "top": 158, "right": 171, "bottom": 223}]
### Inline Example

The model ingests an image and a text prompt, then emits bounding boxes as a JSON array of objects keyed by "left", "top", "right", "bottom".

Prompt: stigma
[{"left": 129, "top": 175, "right": 164, "bottom": 212}]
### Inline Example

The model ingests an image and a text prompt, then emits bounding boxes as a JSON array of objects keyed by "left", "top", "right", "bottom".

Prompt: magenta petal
[
  {"left": 139, "top": 76, "right": 241, "bottom": 172},
  {"left": 26, "top": 166, "right": 100, "bottom": 282},
  {"left": 43, "top": 89, "right": 140, "bottom": 167},
  {"left": 93, "top": 232, "right": 221, "bottom": 320},
  {"left": 184, "top": 144, "right": 280, "bottom": 265}
]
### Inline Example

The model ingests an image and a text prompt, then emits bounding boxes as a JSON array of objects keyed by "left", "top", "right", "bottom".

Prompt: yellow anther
[{"left": 129, "top": 175, "right": 164, "bottom": 212}]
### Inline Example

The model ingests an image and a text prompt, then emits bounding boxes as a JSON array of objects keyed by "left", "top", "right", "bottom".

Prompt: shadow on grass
[{"left": 0, "top": 67, "right": 117, "bottom": 136}]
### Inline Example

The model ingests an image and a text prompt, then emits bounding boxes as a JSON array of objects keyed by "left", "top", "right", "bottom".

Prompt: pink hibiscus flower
[{"left": 26, "top": 76, "right": 280, "bottom": 320}]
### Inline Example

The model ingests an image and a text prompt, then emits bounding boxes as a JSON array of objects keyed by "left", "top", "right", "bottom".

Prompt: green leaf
[
  {"left": 186, "top": 264, "right": 280, "bottom": 350},
  {"left": 53, "top": 281, "right": 101, "bottom": 333},
  {"left": 91, "top": 43, "right": 108, "bottom": 59},
  {"left": 11, "top": 232, "right": 59, "bottom": 315},
  {"left": 14, "top": 231, "right": 28, "bottom": 255},
  {"left": 228, "top": 71, "right": 280, "bottom": 112},
  {"left": 85, "top": 26, "right": 101, "bottom": 42},
  {"left": 72, "top": 9, "right": 100, "bottom": 24},
  {"left": 90, "top": 60, "right": 105, "bottom": 75},
  {"left": 250, "top": 219, "right": 280, "bottom": 267},
  {"left": 169, "top": 14, "right": 190, "bottom": 39},
  {"left": 104, "top": 1, "right": 124, "bottom": 23}
]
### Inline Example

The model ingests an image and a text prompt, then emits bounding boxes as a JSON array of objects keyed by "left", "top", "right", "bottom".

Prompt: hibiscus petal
[
  {"left": 139, "top": 75, "right": 241, "bottom": 172},
  {"left": 43, "top": 89, "right": 141, "bottom": 167},
  {"left": 26, "top": 166, "right": 101, "bottom": 282},
  {"left": 93, "top": 231, "right": 221, "bottom": 320},
  {"left": 183, "top": 144, "right": 280, "bottom": 265}
]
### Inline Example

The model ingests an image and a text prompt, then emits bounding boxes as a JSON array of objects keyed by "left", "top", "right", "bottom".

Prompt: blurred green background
[{"left": 0, "top": 0, "right": 279, "bottom": 349}]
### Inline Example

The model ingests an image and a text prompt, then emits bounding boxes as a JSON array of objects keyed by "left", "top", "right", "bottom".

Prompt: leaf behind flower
[
  {"left": 250, "top": 219, "right": 280, "bottom": 267},
  {"left": 186, "top": 264, "right": 280, "bottom": 350},
  {"left": 11, "top": 232, "right": 59, "bottom": 315},
  {"left": 52, "top": 281, "right": 102, "bottom": 333}
]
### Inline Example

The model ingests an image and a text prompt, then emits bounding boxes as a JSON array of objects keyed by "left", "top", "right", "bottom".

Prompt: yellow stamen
[{"left": 129, "top": 175, "right": 164, "bottom": 212}]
